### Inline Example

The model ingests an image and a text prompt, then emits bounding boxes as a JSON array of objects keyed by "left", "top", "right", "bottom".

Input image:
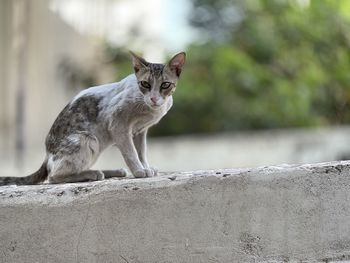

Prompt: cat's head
[{"left": 130, "top": 51, "right": 186, "bottom": 109}]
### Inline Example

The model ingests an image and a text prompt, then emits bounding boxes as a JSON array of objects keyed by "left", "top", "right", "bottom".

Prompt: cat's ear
[
  {"left": 130, "top": 51, "right": 149, "bottom": 73},
  {"left": 166, "top": 52, "right": 186, "bottom": 77}
]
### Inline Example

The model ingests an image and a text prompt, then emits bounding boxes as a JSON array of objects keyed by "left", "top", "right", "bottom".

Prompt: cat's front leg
[
  {"left": 117, "top": 134, "right": 154, "bottom": 178},
  {"left": 133, "top": 130, "right": 157, "bottom": 176}
]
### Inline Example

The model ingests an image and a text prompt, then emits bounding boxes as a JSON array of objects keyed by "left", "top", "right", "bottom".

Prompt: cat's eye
[
  {"left": 160, "top": 82, "right": 172, "bottom": 89},
  {"left": 140, "top": 81, "right": 151, "bottom": 90}
]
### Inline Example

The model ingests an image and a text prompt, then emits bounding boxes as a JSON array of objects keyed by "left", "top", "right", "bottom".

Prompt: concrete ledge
[{"left": 1, "top": 161, "right": 350, "bottom": 262}]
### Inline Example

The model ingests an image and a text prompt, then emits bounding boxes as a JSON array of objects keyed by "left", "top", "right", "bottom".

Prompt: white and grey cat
[{"left": 0, "top": 51, "right": 186, "bottom": 185}]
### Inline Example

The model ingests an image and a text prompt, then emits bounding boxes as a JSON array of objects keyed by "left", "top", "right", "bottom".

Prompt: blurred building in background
[{"left": 0, "top": 0, "right": 113, "bottom": 173}]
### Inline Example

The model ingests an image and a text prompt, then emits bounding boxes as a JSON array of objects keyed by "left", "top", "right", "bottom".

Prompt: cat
[{"left": 0, "top": 51, "right": 186, "bottom": 185}]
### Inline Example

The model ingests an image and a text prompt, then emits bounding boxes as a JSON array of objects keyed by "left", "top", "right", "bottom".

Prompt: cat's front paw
[
  {"left": 95, "top": 170, "right": 105, "bottom": 181},
  {"left": 134, "top": 168, "right": 156, "bottom": 178},
  {"left": 149, "top": 167, "right": 158, "bottom": 176}
]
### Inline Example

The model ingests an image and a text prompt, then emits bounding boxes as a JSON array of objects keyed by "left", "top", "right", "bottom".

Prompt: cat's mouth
[
  {"left": 150, "top": 103, "right": 162, "bottom": 109},
  {"left": 145, "top": 98, "right": 163, "bottom": 109},
  {"left": 146, "top": 102, "right": 162, "bottom": 110}
]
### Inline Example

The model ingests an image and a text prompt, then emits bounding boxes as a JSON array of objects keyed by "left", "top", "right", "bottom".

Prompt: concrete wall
[
  {"left": 1, "top": 161, "right": 350, "bottom": 262},
  {"left": 93, "top": 126, "right": 350, "bottom": 172},
  {"left": 3, "top": 125, "right": 350, "bottom": 179}
]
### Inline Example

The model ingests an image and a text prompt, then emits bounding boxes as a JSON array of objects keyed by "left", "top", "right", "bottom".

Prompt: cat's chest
[{"left": 132, "top": 111, "right": 165, "bottom": 134}]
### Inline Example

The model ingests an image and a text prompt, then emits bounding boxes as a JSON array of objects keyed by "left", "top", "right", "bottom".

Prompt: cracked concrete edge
[
  {"left": 1, "top": 160, "right": 350, "bottom": 262},
  {"left": 0, "top": 160, "right": 349, "bottom": 206}
]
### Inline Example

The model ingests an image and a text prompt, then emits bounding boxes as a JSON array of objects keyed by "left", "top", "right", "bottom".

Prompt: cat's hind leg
[
  {"left": 47, "top": 133, "right": 103, "bottom": 184},
  {"left": 49, "top": 170, "right": 104, "bottom": 184},
  {"left": 47, "top": 152, "right": 105, "bottom": 183},
  {"left": 47, "top": 153, "right": 105, "bottom": 184},
  {"left": 102, "top": 169, "right": 127, "bottom": 178}
]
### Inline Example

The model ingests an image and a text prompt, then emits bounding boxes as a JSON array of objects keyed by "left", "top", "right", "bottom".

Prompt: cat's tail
[{"left": 0, "top": 161, "right": 48, "bottom": 186}]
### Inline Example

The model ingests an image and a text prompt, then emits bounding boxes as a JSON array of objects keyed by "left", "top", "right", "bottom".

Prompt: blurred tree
[{"left": 109, "top": 0, "right": 350, "bottom": 136}]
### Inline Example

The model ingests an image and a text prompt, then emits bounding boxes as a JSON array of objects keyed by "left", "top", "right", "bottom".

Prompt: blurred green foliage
[{"left": 109, "top": 0, "right": 350, "bottom": 136}]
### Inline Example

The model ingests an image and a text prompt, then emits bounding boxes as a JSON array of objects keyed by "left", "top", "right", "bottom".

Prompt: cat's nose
[{"left": 150, "top": 97, "right": 159, "bottom": 104}]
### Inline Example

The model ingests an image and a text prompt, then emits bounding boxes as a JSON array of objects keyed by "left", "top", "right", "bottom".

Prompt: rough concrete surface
[{"left": 1, "top": 161, "right": 350, "bottom": 263}]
